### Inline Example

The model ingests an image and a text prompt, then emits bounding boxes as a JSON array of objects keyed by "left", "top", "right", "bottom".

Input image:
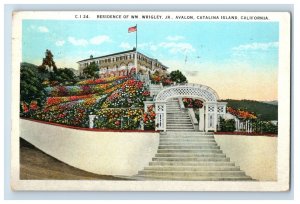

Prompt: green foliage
[
  {"left": 20, "top": 63, "right": 47, "bottom": 106},
  {"left": 221, "top": 99, "right": 278, "bottom": 121},
  {"left": 219, "top": 118, "right": 236, "bottom": 132},
  {"left": 252, "top": 120, "right": 278, "bottom": 134},
  {"left": 49, "top": 68, "right": 78, "bottom": 85},
  {"left": 83, "top": 62, "right": 99, "bottom": 79},
  {"left": 40, "top": 49, "right": 57, "bottom": 72},
  {"left": 170, "top": 70, "right": 187, "bottom": 83}
]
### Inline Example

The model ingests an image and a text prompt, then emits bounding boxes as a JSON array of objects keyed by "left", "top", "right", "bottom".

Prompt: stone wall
[
  {"left": 214, "top": 135, "right": 277, "bottom": 181},
  {"left": 20, "top": 119, "right": 160, "bottom": 176}
]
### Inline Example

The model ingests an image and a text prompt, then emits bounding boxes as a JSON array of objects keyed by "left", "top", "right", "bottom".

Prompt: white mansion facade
[{"left": 77, "top": 48, "right": 168, "bottom": 78}]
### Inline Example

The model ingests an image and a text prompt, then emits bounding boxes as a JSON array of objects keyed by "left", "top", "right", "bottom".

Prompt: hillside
[
  {"left": 220, "top": 99, "right": 278, "bottom": 121},
  {"left": 262, "top": 100, "right": 278, "bottom": 106}
]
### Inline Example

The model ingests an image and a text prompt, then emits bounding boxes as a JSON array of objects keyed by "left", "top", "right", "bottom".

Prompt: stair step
[
  {"left": 166, "top": 125, "right": 194, "bottom": 127},
  {"left": 159, "top": 145, "right": 220, "bottom": 149},
  {"left": 166, "top": 126, "right": 194, "bottom": 128},
  {"left": 149, "top": 161, "right": 235, "bottom": 166},
  {"left": 167, "top": 115, "right": 189, "bottom": 116},
  {"left": 160, "top": 138, "right": 215, "bottom": 142},
  {"left": 167, "top": 117, "right": 189, "bottom": 118},
  {"left": 167, "top": 123, "right": 193, "bottom": 125},
  {"left": 157, "top": 149, "right": 223, "bottom": 153},
  {"left": 167, "top": 113, "right": 188, "bottom": 114},
  {"left": 152, "top": 157, "right": 229, "bottom": 162},
  {"left": 155, "top": 153, "right": 224, "bottom": 157},
  {"left": 166, "top": 129, "right": 195, "bottom": 131},
  {"left": 159, "top": 142, "right": 217, "bottom": 146},
  {"left": 138, "top": 170, "right": 246, "bottom": 177},
  {"left": 167, "top": 118, "right": 191, "bottom": 120},
  {"left": 144, "top": 166, "right": 240, "bottom": 171},
  {"left": 134, "top": 175, "right": 252, "bottom": 181},
  {"left": 166, "top": 130, "right": 196, "bottom": 132},
  {"left": 166, "top": 122, "right": 193, "bottom": 124},
  {"left": 160, "top": 136, "right": 214, "bottom": 139},
  {"left": 162, "top": 133, "right": 214, "bottom": 136},
  {"left": 167, "top": 124, "right": 193, "bottom": 126}
]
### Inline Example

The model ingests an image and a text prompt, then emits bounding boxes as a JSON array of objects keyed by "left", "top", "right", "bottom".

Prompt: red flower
[{"left": 21, "top": 102, "right": 29, "bottom": 113}]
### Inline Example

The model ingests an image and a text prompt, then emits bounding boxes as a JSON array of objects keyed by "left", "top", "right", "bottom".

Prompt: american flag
[{"left": 128, "top": 26, "right": 137, "bottom": 33}]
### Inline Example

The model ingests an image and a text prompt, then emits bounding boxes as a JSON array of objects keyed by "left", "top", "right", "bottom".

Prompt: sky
[{"left": 22, "top": 20, "right": 279, "bottom": 101}]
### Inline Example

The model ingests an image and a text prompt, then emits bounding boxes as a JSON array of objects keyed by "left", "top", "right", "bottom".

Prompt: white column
[
  {"left": 199, "top": 108, "right": 205, "bottom": 131},
  {"left": 204, "top": 104, "right": 208, "bottom": 132},
  {"left": 213, "top": 104, "right": 218, "bottom": 132},
  {"left": 155, "top": 102, "right": 166, "bottom": 132},
  {"left": 89, "top": 115, "right": 96, "bottom": 129}
]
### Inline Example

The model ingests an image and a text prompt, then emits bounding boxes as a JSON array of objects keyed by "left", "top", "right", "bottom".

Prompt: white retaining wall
[
  {"left": 215, "top": 135, "right": 277, "bottom": 181},
  {"left": 20, "top": 119, "right": 160, "bottom": 176}
]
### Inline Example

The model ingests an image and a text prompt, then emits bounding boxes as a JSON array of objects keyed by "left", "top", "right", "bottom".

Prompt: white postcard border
[{"left": 11, "top": 11, "right": 291, "bottom": 191}]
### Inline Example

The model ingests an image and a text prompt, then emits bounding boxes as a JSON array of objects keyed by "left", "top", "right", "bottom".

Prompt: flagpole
[{"left": 135, "top": 24, "right": 138, "bottom": 76}]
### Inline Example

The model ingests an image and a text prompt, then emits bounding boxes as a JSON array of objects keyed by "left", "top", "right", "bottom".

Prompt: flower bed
[
  {"left": 21, "top": 77, "right": 150, "bottom": 130},
  {"left": 227, "top": 107, "right": 257, "bottom": 119},
  {"left": 94, "top": 108, "right": 143, "bottom": 130},
  {"left": 30, "top": 95, "right": 108, "bottom": 127},
  {"left": 143, "top": 105, "right": 156, "bottom": 130},
  {"left": 45, "top": 94, "right": 96, "bottom": 107},
  {"left": 101, "top": 79, "right": 150, "bottom": 108},
  {"left": 77, "top": 76, "right": 128, "bottom": 85},
  {"left": 45, "top": 83, "right": 111, "bottom": 97},
  {"left": 182, "top": 98, "right": 203, "bottom": 108},
  {"left": 45, "top": 77, "right": 128, "bottom": 97}
]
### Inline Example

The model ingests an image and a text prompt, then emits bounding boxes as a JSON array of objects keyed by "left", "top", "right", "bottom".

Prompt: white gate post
[
  {"left": 199, "top": 107, "right": 205, "bottom": 131},
  {"left": 204, "top": 102, "right": 217, "bottom": 132},
  {"left": 155, "top": 102, "right": 167, "bottom": 132},
  {"left": 89, "top": 115, "right": 96, "bottom": 129}
]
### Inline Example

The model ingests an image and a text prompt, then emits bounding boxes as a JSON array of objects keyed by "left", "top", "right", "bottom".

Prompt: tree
[
  {"left": 83, "top": 62, "right": 99, "bottom": 79},
  {"left": 20, "top": 63, "right": 47, "bottom": 108},
  {"left": 39, "top": 49, "right": 57, "bottom": 72},
  {"left": 49, "top": 68, "right": 78, "bottom": 85},
  {"left": 170, "top": 70, "right": 187, "bottom": 83}
]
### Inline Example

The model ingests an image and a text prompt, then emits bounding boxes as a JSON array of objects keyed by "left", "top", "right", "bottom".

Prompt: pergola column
[
  {"left": 155, "top": 102, "right": 167, "bottom": 132},
  {"left": 204, "top": 102, "right": 218, "bottom": 132},
  {"left": 199, "top": 107, "right": 205, "bottom": 131}
]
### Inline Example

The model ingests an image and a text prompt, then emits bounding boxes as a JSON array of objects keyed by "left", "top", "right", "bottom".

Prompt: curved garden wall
[
  {"left": 215, "top": 135, "right": 277, "bottom": 181},
  {"left": 20, "top": 119, "right": 159, "bottom": 176}
]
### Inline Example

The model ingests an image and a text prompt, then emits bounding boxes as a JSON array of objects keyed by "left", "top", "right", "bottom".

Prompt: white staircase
[
  {"left": 166, "top": 98, "right": 195, "bottom": 131},
  {"left": 134, "top": 132, "right": 253, "bottom": 181}
]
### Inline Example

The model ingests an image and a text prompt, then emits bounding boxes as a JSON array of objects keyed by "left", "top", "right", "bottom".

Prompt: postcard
[{"left": 11, "top": 11, "right": 290, "bottom": 191}]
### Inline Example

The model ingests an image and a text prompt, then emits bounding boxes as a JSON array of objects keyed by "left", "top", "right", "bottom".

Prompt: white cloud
[
  {"left": 89, "top": 35, "right": 110, "bottom": 45},
  {"left": 232, "top": 42, "right": 279, "bottom": 51},
  {"left": 37, "top": 26, "right": 49, "bottom": 33},
  {"left": 120, "top": 42, "right": 132, "bottom": 50},
  {"left": 166, "top": 35, "right": 185, "bottom": 41},
  {"left": 55, "top": 40, "right": 65, "bottom": 47},
  {"left": 159, "top": 42, "right": 195, "bottom": 54},
  {"left": 68, "top": 35, "right": 111, "bottom": 47},
  {"left": 68, "top": 37, "right": 88, "bottom": 46}
]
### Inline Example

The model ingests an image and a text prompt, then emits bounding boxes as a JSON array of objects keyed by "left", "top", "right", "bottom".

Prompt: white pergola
[{"left": 153, "top": 83, "right": 227, "bottom": 132}]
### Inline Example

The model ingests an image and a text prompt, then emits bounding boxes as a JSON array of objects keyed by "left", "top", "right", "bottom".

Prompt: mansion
[{"left": 77, "top": 48, "right": 168, "bottom": 78}]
